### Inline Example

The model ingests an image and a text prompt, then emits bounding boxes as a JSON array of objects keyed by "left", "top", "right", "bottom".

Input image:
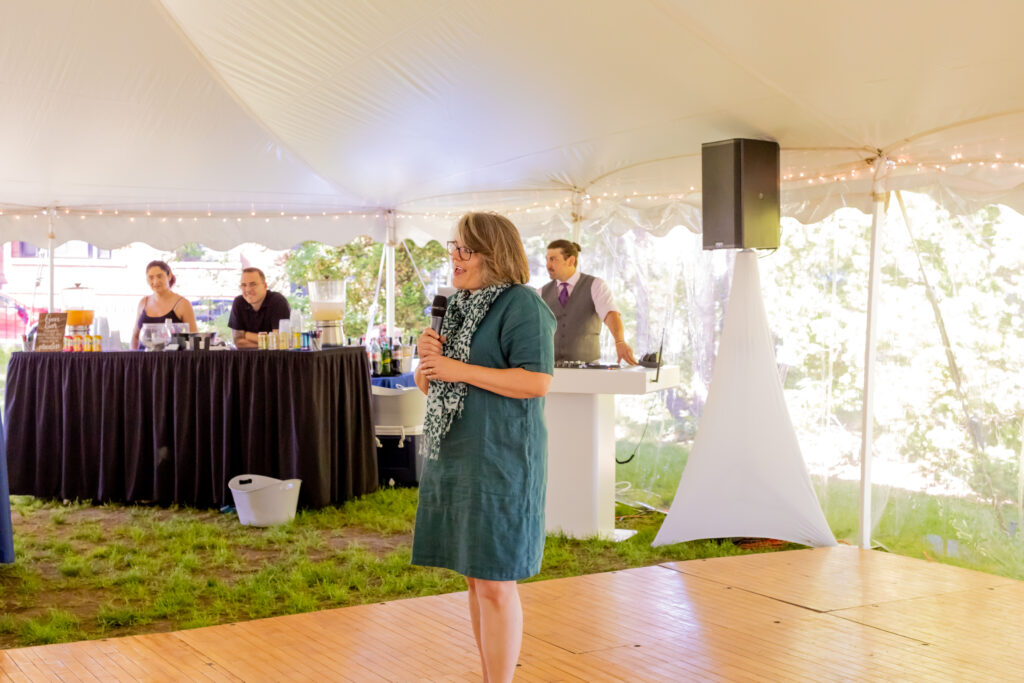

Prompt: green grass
[
  {"left": 614, "top": 435, "right": 1024, "bottom": 581},
  {"left": 0, "top": 487, "right": 789, "bottom": 649},
  {"left": 5, "top": 466, "right": 1021, "bottom": 650},
  {"left": 17, "top": 610, "right": 84, "bottom": 647},
  {"left": 614, "top": 439, "right": 688, "bottom": 509}
]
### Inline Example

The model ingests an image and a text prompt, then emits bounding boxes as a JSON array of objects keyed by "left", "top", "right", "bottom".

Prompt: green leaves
[{"left": 284, "top": 238, "right": 447, "bottom": 337}]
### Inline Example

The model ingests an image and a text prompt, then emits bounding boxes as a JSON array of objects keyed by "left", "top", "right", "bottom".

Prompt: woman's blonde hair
[{"left": 457, "top": 212, "right": 530, "bottom": 286}]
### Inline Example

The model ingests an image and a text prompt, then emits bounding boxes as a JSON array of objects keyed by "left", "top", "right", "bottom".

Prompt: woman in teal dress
[{"left": 413, "top": 212, "right": 555, "bottom": 682}]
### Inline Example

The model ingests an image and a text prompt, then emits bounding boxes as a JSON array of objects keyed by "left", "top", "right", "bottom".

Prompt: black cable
[{"left": 616, "top": 392, "right": 657, "bottom": 464}]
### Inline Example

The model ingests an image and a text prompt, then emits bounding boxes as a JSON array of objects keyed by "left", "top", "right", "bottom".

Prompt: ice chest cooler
[{"left": 371, "top": 385, "right": 427, "bottom": 487}]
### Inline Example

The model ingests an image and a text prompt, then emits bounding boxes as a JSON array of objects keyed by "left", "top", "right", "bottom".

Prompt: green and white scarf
[{"left": 423, "top": 283, "right": 511, "bottom": 459}]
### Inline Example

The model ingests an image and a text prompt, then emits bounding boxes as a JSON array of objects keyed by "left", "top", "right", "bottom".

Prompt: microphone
[{"left": 429, "top": 294, "right": 447, "bottom": 334}]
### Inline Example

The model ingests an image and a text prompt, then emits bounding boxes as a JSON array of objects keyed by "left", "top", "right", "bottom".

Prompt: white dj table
[{"left": 544, "top": 365, "right": 680, "bottom": 540}]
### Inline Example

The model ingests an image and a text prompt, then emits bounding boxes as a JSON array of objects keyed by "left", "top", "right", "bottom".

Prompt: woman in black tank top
[{"left": 130, "top": 260, "right": 198, "bottom": 349}]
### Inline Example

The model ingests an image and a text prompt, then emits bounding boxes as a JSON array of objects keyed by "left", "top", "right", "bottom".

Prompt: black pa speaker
[{"left": 701, "top": 138, "right": 780, "bottom": 250}]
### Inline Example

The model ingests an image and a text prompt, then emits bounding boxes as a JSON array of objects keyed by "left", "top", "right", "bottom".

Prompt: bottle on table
[
  {"left": 291, "top": 311, "right": 302, "bottom": 350},
  {"left": 381, "top": 337, "right": 392, "bottom": 376},
  {"left": 278, "top": 320, "right": 291, "bottom": 349},
  {"left": 391, "top": 336, "right": 403, "bottom": 373},
  {"left": 370, "top": 337, "right": 381, "bottom": 376},
  {"left": 401, "top": 337, "right": 413, "bottom": 372}
]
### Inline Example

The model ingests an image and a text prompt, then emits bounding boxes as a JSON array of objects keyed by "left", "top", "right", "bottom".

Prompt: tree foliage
[{"left": 283, "top": 238, "right": 448, "bottom": 340}]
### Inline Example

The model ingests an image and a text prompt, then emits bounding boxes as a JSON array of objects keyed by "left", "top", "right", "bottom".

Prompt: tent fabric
[
  {"left": 653, "top": 251, "right": 837, "bottom": 548},
  {"left": 2, "top": 0, "right": 1024, "bottom": 248}
]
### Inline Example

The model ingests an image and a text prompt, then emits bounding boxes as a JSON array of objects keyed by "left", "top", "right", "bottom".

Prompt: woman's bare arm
[{"left": 418, "top": 356, "right": 551, "bottom": 399}]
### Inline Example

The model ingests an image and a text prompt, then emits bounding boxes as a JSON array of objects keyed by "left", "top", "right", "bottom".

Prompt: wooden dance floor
[{"left": 2, "top": 546, "right": 1021, "bottom": 681}]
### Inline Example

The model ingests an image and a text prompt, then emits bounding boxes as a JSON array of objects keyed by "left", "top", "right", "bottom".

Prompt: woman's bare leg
[
  {"left": 466, "top": 578, "right": 488, "bottom": 681},
  {"left": 470, "top": 578, "right": 522, "bottom": 683}
]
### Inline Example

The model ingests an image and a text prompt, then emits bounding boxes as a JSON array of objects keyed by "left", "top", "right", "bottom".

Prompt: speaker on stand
[{"left": 701, "top": 138, "right": 780, "bottom": 251}]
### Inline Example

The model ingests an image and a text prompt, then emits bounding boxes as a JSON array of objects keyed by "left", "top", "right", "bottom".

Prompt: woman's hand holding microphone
[{"left": 417, "top": 329, "right": 464, "bottom": 383}]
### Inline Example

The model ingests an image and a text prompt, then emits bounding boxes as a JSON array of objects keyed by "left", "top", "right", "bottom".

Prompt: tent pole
[
  {"left": 385, "top": 211, "right": 396, "bottom": 340},
  {"left": 47, "top": 208, "right": 55, "bottom": 312},
  {"left": 858, "top": 157, "right": 889, "bottom": 549}
]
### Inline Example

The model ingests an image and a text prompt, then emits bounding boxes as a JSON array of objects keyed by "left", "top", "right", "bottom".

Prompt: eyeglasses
[{"left": 446, "top": 241, "right": 476, "bottom": 260}]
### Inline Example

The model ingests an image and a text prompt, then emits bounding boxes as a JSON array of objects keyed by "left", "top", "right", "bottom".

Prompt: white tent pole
[
  {"left": 385, "top": 210, "right": 396, "bottom": 339},
  {"left": 47, "top": 207, "right": 56, "bottom": 312},
  {"left": 363, "top": 248, "right": 387, "bottom": 341},
  {"left": 858, "top": 156, "right": 889, "bottom": 549}
]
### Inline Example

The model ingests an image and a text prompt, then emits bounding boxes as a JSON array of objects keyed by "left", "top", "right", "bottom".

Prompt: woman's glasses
[{"left": 446, "top": 241, "right": 475, "bottom": 260}]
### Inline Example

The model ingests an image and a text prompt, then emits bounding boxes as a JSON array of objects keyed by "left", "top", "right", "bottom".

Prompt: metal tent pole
[
  {"left": 858, "top": 156, "right": 889, "bottom": 549},
  {"left": 47, "top": 208, "right": 56, "bottom": 312},
  {"left": 385, "top": 210, "right": 396, "bottom": 339}
]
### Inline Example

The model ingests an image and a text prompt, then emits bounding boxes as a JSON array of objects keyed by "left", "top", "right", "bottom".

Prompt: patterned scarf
[{"left": 423, "top": 283, "right": 511, "bottom": 459}]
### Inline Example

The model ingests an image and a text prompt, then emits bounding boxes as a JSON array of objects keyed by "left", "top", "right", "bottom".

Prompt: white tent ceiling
[{"left": 2, "top": 0, "right": 1024, "bottom": 249}]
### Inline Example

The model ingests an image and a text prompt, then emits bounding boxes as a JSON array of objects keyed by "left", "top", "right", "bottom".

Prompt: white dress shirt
[{"left": 551, "top": 271, "right": 617, "bottom": 322}]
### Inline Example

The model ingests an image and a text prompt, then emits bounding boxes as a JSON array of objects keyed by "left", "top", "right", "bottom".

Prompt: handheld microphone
[{"left": 429, "top": 295, "right": 448, "bottom": 334}]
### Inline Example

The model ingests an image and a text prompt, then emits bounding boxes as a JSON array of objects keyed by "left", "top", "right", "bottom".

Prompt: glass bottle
[
  {"left": 402, "top": 336, "right": 414, "bottom": 372},
  {"left": 391, "top": 336, "right": 403, "bottom": 373},
  {"left": 370, "top": 337, "right": 381, "bottom": 376},
  {"left": 381, "top": 337, "right": 392, "bottom": 376}
]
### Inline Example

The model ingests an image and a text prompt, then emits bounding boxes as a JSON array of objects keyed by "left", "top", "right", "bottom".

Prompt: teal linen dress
[{"left": 412, "top": 285, "right": 556, "bottom": 581}]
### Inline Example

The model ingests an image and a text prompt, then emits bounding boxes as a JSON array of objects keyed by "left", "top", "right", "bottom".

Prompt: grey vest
[{"left": 541, "top": 273, "right": 602, "bottom": 362}]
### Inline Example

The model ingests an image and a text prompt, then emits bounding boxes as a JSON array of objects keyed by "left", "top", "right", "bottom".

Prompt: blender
[
  {"left": 62, "top": 283, "right": 95, "bottom": 340},
  {"left": 308, "top": 278, "right": 346, "bottom": 346}
]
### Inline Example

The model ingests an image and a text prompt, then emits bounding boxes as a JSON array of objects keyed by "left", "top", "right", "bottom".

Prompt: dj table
[{"left": 544, "top": 365, "right": 680, "bottom": 540}]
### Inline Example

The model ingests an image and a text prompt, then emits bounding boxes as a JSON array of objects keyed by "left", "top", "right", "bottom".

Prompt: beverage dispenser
[
  {"left": 308, "top": 278, "right": 346, "bottom": 346},
  {"left": 62, "top": 283, "right": 95, "bottom": 339}
]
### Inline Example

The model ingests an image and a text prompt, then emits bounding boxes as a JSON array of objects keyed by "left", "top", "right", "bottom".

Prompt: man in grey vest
[{"left": 540, "top": 240, "right": 637, "bottom": 364}]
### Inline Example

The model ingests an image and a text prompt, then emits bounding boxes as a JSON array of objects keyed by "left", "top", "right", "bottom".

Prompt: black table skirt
[{"left": 4, "top": 347, "right": 378, "bottom": 509}]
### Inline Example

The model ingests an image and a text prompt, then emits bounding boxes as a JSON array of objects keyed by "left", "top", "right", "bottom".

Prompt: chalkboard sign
[{"left": 34, "top": 312, "right": 68, "bottom": 352}]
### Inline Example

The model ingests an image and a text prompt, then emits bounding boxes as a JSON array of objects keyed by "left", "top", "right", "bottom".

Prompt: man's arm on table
[
  {"left": 591, "top": 277, "right": 637, "bottom": 365},
  {"left": 233, "top": 328, "right": 259, "bottom": 349},
  {"left": 603, "top": 311, "right": 637, "bottom": 365}
]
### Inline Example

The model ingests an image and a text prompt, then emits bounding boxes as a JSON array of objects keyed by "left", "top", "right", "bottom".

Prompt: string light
[{"left": 1, "top": 151, "right": 1020, "bottom": 225}]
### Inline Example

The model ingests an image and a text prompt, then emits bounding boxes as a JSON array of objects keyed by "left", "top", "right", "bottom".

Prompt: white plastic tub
[{"left": 228, "top": 474, "right": 302, "bottom": 526}]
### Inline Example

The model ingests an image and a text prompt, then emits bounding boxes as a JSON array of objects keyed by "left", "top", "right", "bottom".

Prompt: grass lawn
[
  {"left": 614, "top": 436, "right": 1024, "bottom": 581},
  {"left": 0, "top": 488, "right": 791, "bottom": 650},
  {"left": 4, "top": 442, "right": 1022, "bottom": 650}
]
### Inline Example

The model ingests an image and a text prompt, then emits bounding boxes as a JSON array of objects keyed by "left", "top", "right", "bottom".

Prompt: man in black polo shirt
[{"left": 228, "top": 267, "right": 291, "bottom": 349}]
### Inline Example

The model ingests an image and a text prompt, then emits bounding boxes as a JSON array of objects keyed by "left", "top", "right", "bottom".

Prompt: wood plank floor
[{"left": 2, "top": 546, "right": 1021, "bottom": 681}]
